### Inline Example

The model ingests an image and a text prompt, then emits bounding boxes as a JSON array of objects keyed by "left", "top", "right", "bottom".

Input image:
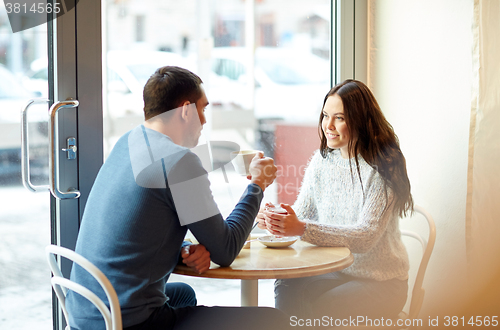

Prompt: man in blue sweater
[{"left": 66, "top": 66, "right": 289, "bottom": 329}]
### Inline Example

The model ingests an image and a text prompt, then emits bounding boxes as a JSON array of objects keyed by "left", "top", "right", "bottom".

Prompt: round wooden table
[{"left": 174, "top": 239, "right": 354, "bottom": 306}]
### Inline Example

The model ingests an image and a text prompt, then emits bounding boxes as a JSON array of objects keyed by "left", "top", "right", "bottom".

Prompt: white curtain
[{"left": 466, "top": 0, "right": 500, "bottom": 311}]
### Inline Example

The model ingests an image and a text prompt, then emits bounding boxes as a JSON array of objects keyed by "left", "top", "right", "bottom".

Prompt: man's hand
[
  {"left": 247, "top": 152, "right": 277, "bottom": 192},
  {"left": 181, "top": 244, "right": 211, "bottom": 274}
]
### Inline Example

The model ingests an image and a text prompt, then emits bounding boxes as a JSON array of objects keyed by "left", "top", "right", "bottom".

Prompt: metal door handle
[
  {"left": 21, "top": 98, "right": 50, "bottom": 192},
  {"left": 49, "top": 100, "right": 81, "bottom": 199}
]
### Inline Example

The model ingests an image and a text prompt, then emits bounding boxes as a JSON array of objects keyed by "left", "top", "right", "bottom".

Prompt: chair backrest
[
  {"left": 45, "top": 244, "right": 123, "bottom": 330},
  {"left": 400, "top": 205, "right": 436, "bottom": 320}
]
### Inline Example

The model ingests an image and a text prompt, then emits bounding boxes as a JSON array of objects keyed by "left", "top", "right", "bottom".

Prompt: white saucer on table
[{"left": 257, "top": 235, "right": 298, "bottom": 248}]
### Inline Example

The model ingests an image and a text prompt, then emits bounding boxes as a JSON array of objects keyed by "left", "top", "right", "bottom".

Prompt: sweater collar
[{"left": 329, "top": 148, "right": 365, "bottom": 169}]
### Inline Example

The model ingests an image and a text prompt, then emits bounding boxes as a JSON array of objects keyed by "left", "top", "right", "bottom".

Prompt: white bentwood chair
[
  {"left": 349, "top": 205, "right": 436, "bottom": 329},
  {"left": 399, "top": 205, "right": 436, "bottom": 322},
  {"left": 46, "top": 244, "right": 123, "bottom": 330}
]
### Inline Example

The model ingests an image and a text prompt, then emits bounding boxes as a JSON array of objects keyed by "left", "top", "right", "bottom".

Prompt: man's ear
[{"left": 180, "top": 101, "right": 191, "bottom": 121}]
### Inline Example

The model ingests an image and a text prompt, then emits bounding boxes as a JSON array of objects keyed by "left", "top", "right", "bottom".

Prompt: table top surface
[{"left": 174, "top": 239, "right": 354, "bottom": 280}]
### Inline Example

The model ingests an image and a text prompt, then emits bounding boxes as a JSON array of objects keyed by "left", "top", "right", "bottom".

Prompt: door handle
[
  {"left": 21, "top": 98, "right": 50, "bottom": 192},
  {"left": 49, "top": 100, "right": 81, "bottom": 199}
]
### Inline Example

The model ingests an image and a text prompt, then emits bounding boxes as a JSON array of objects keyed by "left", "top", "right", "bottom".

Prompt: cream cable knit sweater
[{"left": 296, "top": 149, "right": 409, "bottom": 281}]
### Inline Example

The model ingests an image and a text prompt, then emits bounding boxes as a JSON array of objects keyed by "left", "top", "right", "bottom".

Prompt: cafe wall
[{"left": 367, "top": 0, "right": 474, "bottom": 317}]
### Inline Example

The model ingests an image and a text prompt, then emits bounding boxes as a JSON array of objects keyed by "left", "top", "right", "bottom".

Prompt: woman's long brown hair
[{"left": 319, "top": 79, "right": 414, "bottom": 218}]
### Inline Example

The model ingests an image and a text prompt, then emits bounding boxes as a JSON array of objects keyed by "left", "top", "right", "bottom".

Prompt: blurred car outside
[
  {"left": 22, "top": 50, "right": 250, "bottom": 156},
  {"left": 210, "top": 46, "right": 330, "bottom": 123},
  {"left": 209, "top": 46, "right": 330, "bottom": 157},
  {"left": 24, "top": 47, "right": 329, "bottom": 127},
  {"left": 103, "top": 50, "right": 196, "bottom": 152},
  {"left": 22, "top": 57, "right": 48, "bottom": 98},
  {"left": 22, "top": 50, "right": 195, "bottom": 119},
  {"left": 105, "top": 50, "right": 196, "bottom": 118},
  {"left": 22, "top": 50, "right": 196, "bottom": 156},
  {"left": 20, "top": 48, "right": 329, "bottom": 163},
  {"left": 0, "top": 63, "right": 48, "bottom": 183}
]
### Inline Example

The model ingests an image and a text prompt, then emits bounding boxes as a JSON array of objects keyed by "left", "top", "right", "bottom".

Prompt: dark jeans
[
  {"left": 125, "top": 282, "right": 291, "bottom": 330},
  {"left": 275, "top": 272, "right": 408, "bottom": 323}
]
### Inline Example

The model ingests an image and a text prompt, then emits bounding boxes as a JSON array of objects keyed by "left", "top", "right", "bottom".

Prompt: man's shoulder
[
  {"left": 127, "top": 125, "right": 186, "bottom": 167},
  {"left": 167, "top": 151, "right": 206, "bottom": 185}
]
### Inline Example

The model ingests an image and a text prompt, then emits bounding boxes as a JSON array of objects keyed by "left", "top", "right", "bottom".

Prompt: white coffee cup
[
  {"left": 230, "top": 150, "right": 261, "bottom": 176},
  {"left": 266, "top": 205, "right": 288, "bottom": 214}
]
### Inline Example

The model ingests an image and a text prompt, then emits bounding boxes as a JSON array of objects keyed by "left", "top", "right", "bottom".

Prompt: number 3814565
[
  {"left": 444, "top": 316, "right": 498, "bottom": 327},
  {"left": 6, "top": 2, "right": 61, "bottom": 14}
]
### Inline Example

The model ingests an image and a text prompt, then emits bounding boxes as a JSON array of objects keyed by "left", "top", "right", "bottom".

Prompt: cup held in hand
[
  {"left": 266, "top": 205, "right": 288, "bottom": 214},
  {"left": 230, "top": 150, "right": 261, "bottom": 176}
]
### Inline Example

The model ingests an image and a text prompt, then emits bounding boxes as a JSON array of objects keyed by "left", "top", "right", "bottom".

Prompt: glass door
[
  {"left": 49, "top": 1, "right": 104, "bottom": 328},
  {"left": 0, "top": 1, "right": 102, "bottom": 328},
  {"left": 0, "top": 6, "right": 52, "bottom": 329}
]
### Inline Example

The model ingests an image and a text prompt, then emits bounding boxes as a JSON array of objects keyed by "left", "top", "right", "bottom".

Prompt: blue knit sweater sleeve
[
  {"left": 187, "top": 183, "right": 263, "bottom": 267},
  {"left": 170, "top": 151, "right": 263, "bottom": 267}
]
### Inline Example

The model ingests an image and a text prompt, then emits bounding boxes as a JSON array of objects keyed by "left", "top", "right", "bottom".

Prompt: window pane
[{"left": 103, "top": 0, "right": 331, "bottom": 307}]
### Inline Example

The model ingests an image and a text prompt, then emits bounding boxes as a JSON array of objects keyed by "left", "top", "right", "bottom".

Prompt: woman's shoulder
[
  {"left": 297, "top": 150, "right": 324, "bottom": 180},
  {"left": 306, "top": 149, "right": 329, "bottom": 168}
]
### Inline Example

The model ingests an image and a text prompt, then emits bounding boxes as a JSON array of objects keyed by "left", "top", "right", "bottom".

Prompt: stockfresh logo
[{"left": 3, "top": 0, "right": 78, "bottom": 33}]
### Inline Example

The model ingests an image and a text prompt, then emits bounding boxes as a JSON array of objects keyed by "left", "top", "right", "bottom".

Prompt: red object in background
[{"left": 274, "top": 123, "right": 319, "bottom": 205}]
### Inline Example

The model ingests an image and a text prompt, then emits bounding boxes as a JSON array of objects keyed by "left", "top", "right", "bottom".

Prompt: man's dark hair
[{"left": 143, "top": 66, "right": 203, "bottom": 120}]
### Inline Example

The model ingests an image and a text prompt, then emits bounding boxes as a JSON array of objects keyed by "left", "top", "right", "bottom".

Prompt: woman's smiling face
[{"left": 321, "top": 94, "right": 351, "bottom": 158}]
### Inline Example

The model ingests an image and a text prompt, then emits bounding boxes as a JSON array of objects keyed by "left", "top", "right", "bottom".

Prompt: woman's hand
[
  {"left": 181, "top": 244, "right": 211, "bottom": 274},
  {"left": 256, "top": 202, "right": 274, "bottom": 230},
  {"left": 264, "top": 204, "right": 306, "bottom": 237}
]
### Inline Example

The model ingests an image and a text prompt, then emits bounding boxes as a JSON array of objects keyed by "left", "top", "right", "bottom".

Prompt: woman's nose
[{"left": 326, "top": 118, "right": 335, "bottom": 130}]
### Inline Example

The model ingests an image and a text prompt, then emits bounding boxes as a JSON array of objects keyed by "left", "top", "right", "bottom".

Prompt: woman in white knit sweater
[{"left": 257, "top": 79, "right": 414, "bottom": 322}]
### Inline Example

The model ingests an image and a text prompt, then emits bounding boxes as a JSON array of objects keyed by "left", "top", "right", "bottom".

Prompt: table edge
[{"left": 173, "top": 251, "right": 354, "bottom": 280}]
